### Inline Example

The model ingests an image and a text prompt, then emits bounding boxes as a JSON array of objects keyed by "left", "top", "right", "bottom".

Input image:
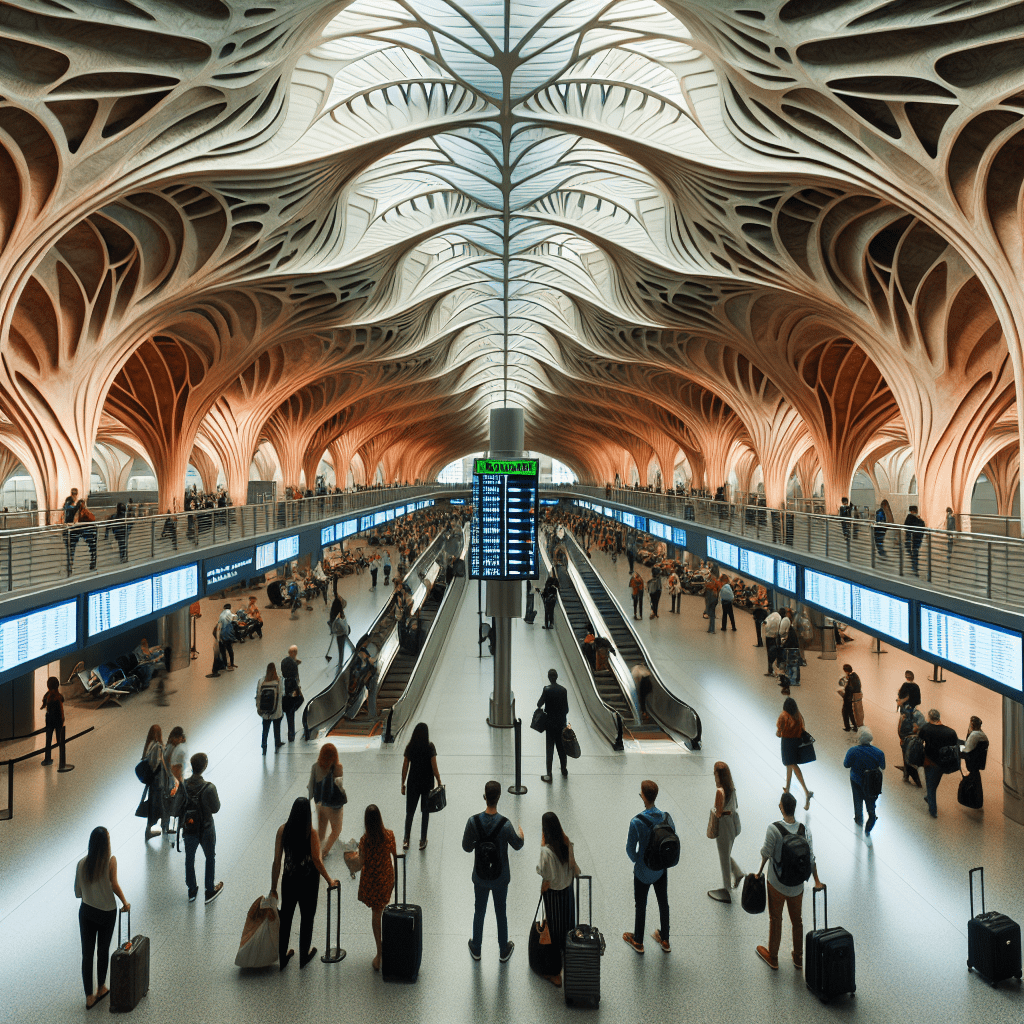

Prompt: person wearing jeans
[
  {"left": 463, "top": 780, "right": 524, "bottom": 962},
  {"left": 842, "top": 728, "right": 885, "bottom": 843},
  {"left": 181, "top": 754, "right": 223, "bottom": 903},
  {"left": 918, "top": 708, "right": 958, "bottom": 818},
  {"left": 755, "top": 791, "right": 824, "bottom": 970},
  {"left": 623, "top": 779, "right": 673, "bottom": 954}
]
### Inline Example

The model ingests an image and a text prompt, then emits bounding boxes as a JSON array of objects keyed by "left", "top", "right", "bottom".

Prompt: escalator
[{"left": 550, "top": 531, "right": 702, "bottom": 749}]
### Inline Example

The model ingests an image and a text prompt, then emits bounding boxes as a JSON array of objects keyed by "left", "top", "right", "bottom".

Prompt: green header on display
[{"left": 473, "top": 458, "right": 539, "bottom": 476}]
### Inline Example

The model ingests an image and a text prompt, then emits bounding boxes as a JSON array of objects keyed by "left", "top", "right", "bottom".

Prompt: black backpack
[
  {"left": 258, "top": 680, "right": 279, "bottom": 716},
  {"left": 773, "top": 823, "right": 812, "bottom": 886},
  {"left": 862, "top": 766, "right": 884, "bottom": 797},
  {"left": 473, "top": 814, "right": 506, "bottom": 882},
  {"left": 936, "top": 744, "right": 961, "bottom": 774},
  {"left": 181, "top": 782, "right": 208, "bottom": 837},
  {"left": 642, "top": 812, "right": 680, "bottom": 871}
]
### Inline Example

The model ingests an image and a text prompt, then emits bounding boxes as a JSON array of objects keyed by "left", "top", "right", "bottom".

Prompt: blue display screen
[
  {"left": 320, "top": 524, "right": 336, "bottom": 546},
  {"left": 0, "top": 599, "right": 77, "bottom": 672},
  {"left": 672, "top": 527, "right": 687, "bottom": 548}
]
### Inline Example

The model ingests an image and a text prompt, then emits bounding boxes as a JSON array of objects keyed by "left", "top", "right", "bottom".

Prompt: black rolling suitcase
[
  {"left": 805, "top": 885, "right": 855, "bottom": 1003},
  {"left": 109, "top": 908, "right": 149, "bottom": 1012},
  {"left": 563, "top": 875, "right": 604, "bottom": 1007},
  {"left": 382, "top": 853, "right": 422, "bottom": 983},
  {"left": 958, "top": 772, "right": 983, "bottom": 809},
  {"left": 967, "top": 866, "right": 1022, "bottom": 987}
]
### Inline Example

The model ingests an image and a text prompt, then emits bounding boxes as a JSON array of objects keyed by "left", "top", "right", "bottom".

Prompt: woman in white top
[
  {"left": 75, "top": 826, "right": 129, "bottom": 1008},
  {"left": 142, "top": 724, "right": 170, "bottom": 840},
  {"left": 708, "top": 761, "right": 744, "bottom": 904},
  {"left": 165, "top": 726, "right": 187, "bottom": 816},
  {"left": 307, "top": 742, "right": 346, "bottom": 856},
  {"left": 536, "top": 811, "right": 580, "bottom": 987}
]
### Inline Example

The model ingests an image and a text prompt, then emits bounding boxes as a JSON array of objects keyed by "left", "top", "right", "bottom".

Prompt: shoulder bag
[{"left": 706, "top": 808, "right": 719, "bottom": 839}]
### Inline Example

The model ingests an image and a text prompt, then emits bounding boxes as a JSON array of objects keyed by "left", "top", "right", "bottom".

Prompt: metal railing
[
  {"left": 564, "top": 486, "right": 1024, "bottom": 614},
  {"left": 0, "top": 486, "right": 463, "bottom": 602}
]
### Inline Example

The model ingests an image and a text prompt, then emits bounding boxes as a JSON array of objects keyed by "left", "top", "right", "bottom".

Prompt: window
[
  {"left": 551, "top": 459, "right": 576, "bottom": 484},
  {"left": 437, "top": 459, "right": 464, "bottom": 485}
]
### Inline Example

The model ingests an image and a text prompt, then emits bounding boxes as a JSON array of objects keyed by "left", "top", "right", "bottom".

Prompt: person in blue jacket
[
  {"left": 843, "top": 727, "right": 886, "bottom": 843},
  {"left": 623, "top": 779, "right": 674, "bottom": 955}
]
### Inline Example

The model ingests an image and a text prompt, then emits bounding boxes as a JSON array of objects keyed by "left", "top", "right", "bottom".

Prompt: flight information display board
[
  {"left": 88, "top": 578, "right": 153, "bottom": 637},
  {"left": 153, "top": 564, "right": 198, "bottom": 612},
  {"left": 851, "top": 583, "right": 909, "bottom": 643},
  {"left": 803, "top": 569, "right": 852, "bottom": 619},
  {"left": 470, "top": 457, "right": 539, "bottom": 580},
  {"left": 320, "top": 524, "right": 336, "bottom": 546},
  {"left": 277, "top": 534, "right": 299, "bottom": 562},
  {"left": 707, "top": 537, "right": 739, "bottom": 569},
  {"left": 648, "top": 520, "right": 671, "bottom": 542},
  {"left": 385, "top": 507, "right": 396, "bottom": 521},
  {"left": 360, "top": 514, "right": 374, "bottom": 532},
  {"left": 776, "top": 560, "right": 797, "bottom": 594},
  {"left": 672, "top": 527, "right": 687, "bottom": 548},
  {"left": 921, "top": 605, "right": 1023, "bottom": 693},
  {"left": 395, "top": 506, "right": 406, "bottom": 517},
  {"left": 205, "top": 548, "right": 254, "bottom": 591},
  {"left": 373, "top": 511, "right": 387, "bottom": 526},
  {"left": 341, "top": 519, "right": 358, "bottom": 538},
  {"left": 0, "top": 599, "right": 77, "bottom": 674},
  {"left": 255, "top": 540, "right": 276, "bottom": 572},
  {"left": 739, "top": 548, "right": 774, "bottom": 584}
]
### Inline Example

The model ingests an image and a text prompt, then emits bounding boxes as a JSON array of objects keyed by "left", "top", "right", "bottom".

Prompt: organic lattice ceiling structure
[{"left": 0, "top": 0, "right": 1023, "bottom": 521}]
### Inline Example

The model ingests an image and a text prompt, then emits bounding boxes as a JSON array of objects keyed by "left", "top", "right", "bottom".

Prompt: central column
[{"left": 487, "top": 407, "right": 524, "bottom": 728}]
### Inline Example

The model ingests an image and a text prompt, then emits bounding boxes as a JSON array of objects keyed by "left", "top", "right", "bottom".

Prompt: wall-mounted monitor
[
  {"left": 341, "top": 519, "right": 358, "bottom": 538},
  {"left": 776, "top": 560, "right": 797, "bottom": 594},
  {"left": 320, "top": 524, "right": 336, "bottom": 546},
  {"left": 360, "top": 514, "right": 374, "bottom": 531},
  {"left": 0, "top": 599, "right": 77, "bottom": 674},
  {"left": 152, "top": 564, "right": 198, "bottom": 612},
  {"left": 385, "top": 507, "right": 396, "bottom": 521},
  {"left": 277, "top": 534, "right": 299, "bottom": 563},
  {"left": 851, "top": 583, "right": 909, "bottom": 644},
  {"left": 803, "top": 569, "right": 852, "bottom": 619},
  {"left": 88, "top": 578, "right": 153, "bottom": 637},
  {"left": 394, "top": 506, "right": 406, "bottom": 517},
  {"left": 450, "top": 498, "right": 466, "bottom": 505},
  {"left": 672, "top": 527, "right": 687, "bottom": 548},
  {"left": 648, "top": 520, "right": 671, "bottom": 542},
  {"left": 373, "top": 511, "right": 387, "bottom": 526},
  {"left": 255, "top": 540, "right": 276, "bottom": 572},
  {"left": 707, "top": 537, "right": 739, "bottom": 569},
  {"left": 739, "top": 548, "right": 774, "bottom": 585},
  {"left": 921, "top": 605, "right": 1023, "bottom": 694},
  {"left": 205, "top": 548, "right": 255, "bottom": 591}
]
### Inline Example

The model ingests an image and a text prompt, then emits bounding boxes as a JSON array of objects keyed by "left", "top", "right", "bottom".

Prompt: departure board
[
  {"left": 153, "top": 564, "right": 198, "bottom": 612},
  {"left": 255, "top": 540, "right": 276, "bottom": 571},
  {"left": 707, "top": 537, "right": 739, "bottom": 569},
  {"left": 921, "top": 605, "right": 1023, "bottom": 692},
  {"left": 341, "top": 519, "right": 358, "bottom": 538},
  {"left": 277, "top": 534, "right": 299, "bottom": 562},
  {"left": 672, "top": 527, "right": 687, "bottom": 548},
  {"left": 320, "top": 524, "right": 336, "bottom": 546},
  {"left": 776, "top": 560, "right": 797, "bottom": 594},
  {"left": 851, "top": 583, "right": 909, "bottom": 643},
  {"left": 803, "top": 569, "right": 852, "bottom": 619},
  {"left": 648, "top": 520, "right": 671, "bottom": 542},
  {"left": 360, "top": 514, "right": 374, "bottom": 532},
  {"left": 205, "top": 548, "right": 254, "bottom": 590},
  {"left": 471, "top": 457, "right": 539, "bottom": 580},
  {"left": 385, "top": 507, "right": 396, "bottom": 521},
  {"left": 0, "top": 599, "right": 77, "bottom": 673},
  {"left": 88, "top": 578, "right": 153, "bottom": 637},
  {"left": 739, "top": 548, "right": 774, "bottom": 584},
  {"left": 373, "top": 511, "right": 386, "bottom": 527}
]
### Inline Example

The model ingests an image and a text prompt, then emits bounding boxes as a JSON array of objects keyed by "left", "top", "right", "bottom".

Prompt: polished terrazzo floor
[{"left": 2, "top": 546, "right": 1023, "bottom": 1023}]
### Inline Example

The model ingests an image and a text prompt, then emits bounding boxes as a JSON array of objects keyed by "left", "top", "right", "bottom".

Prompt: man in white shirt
[
  {"left": 763, "top": 610, "right": 782, "bottom": 676},
  {"left": 754, "top": 792, "right": 824, "bottom": 970}
]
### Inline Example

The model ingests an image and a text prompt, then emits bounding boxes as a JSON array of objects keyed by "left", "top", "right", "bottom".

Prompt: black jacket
[{"left": 537, "top": 683, "right": 568, "bottom": 729}]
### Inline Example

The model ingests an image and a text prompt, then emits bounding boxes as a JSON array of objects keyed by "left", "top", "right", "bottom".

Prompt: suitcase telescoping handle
[
  {"left": 575, "top": 874, "right": 593, "bottom": 926},
  {"left": 969, "top": 866, "right": 985, "bottom": 918},
  {"left": 811, "top": 883, "right": 828, "bottom": 932},
  {"left": 322, "top": 881, "right": 346, "bottom": 963},
  {"left": 395, "top": 852, "right": 407, "bottom": 904},
  {"left": 117, "top": 906, "right": 131, "bottom": 950}
]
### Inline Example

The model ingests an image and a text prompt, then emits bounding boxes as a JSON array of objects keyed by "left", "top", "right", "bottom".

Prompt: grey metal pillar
[
  {"left": 487, "top": 407, "right": 524, "bottom": 728},
  {"left": 160, "top": 606, "right": 192, "bottom": 672},
  {"left": 1002, "top": 696, "right": 1024, "bottom": 826}
]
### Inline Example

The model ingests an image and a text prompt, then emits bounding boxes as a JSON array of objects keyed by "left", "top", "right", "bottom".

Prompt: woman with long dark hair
[
  {"left": 401, "top": 722, "right": 441, "bottom": 851},
  {"left": 347, "top": 804, "right": 396, "bottom": 970},
  {"left": 270, "top": 797, "right": 336, "bottom": 970},
  {"left": 535, "top": 811, "right": 579, "bottom": 987},
  {"left": 142, "top": 724, "right": 170, "bottom": 840},
  {"left": 708, "top": 761, "right": 743, "bottom": 903},
  {"left": 777, "top": 697, "right": 813, "bottom": 809},
  {"left": 75, "top": 827, "right": 129, "bottom": 1008},
  {"left": 308, "top": 743, "right": 345, "bottom": 856}
]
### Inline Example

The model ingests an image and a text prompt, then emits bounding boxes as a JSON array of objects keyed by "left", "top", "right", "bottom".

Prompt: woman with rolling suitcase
[
  {"left": 346, "top": 804, "right": 396, "bottom": 971},
  {"left": 75, "top": 827, "right": 130, "bottom": 1009},
  {"left": 533, "top": 812, "right": 579, "bottom": 987}
]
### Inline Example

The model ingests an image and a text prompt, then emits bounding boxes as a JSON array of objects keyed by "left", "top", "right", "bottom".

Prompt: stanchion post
[
  {"left": 928, "top": 663, "right": 946, "bottom": 682},
  {"left": 57, "top": 728, "right": 74, "bottom": 773},
  {"left": 508, "top": 717, "right": 527, "bottom": 795}
]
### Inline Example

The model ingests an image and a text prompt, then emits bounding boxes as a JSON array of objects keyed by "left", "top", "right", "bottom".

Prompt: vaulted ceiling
[{"left": 0, "top": 0, "right": 1022, "bottom": 521}]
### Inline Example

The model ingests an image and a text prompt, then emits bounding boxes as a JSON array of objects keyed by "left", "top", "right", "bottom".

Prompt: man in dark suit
[{"left": 537, "top": 669, "right": 569, "bottom": 783}]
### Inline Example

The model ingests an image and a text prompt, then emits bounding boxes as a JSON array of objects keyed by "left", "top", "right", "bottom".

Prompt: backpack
[
  {"left": 935, "top": 744, "right": 961, "bottom": 774},
  {"left": 773, "top": 823, "right": 812, "bottom": 886},
  {"left": 473, "top": 814, "right": 506, "bottom": 882},
  {"left": 641, "top": 811, "right": 680, "bottom": 871},
  {"left": 181, "top": 782, "right": 208, "bottom": 837},
  {"left": 903, "top": 733, "right": 925, "bottom": 767},
  {"left": 258, "top": 679, "right": 279, "bottom": 716},
  {"left": 135, "top": 756, "right": 156, "bottom": 786},
  {"left": 862, "top": 766, "right": 884, "bottom": 797}
]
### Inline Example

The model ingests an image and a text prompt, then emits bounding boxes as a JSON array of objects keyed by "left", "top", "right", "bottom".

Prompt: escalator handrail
[
  {"left": 384, "top": 526, "right": 470, "bottom": 739},
  {"left": 561, "top": 532, "right": 703, "bottom": 749},
  {"left": 302, "top": 529, "right": 448, "bottom": 737}
]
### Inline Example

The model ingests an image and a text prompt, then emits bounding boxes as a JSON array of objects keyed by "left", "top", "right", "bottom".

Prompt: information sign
[
  {"left": 320, "top": 524, "right": 336, "bottom": 546},
  {"left": 672, "top": 527, "right": 687, "bottom": 548},
  {"left": 803, "top": 569, "right": 852, "bottom": 619},
  {"left": 470, "top": 457, "right": 539, "bottom": 580},
  {"left": 276, "top": 535, "right": 299, "bottom": 562},
  {"left": 88, "top": 578, "right": 153, "bottom": 637},
  {"left": 153, "top": 564, "right": 198, "bottom": 612},
  {"left": 739, "top": 548, "right": 774, "bottom": 584},
  {"left": 255, "top": 541, "right": 276, "bottom": 572},
  {"left": 851, "top": 583, "right": 909, "bottom": 643},
  {"left": 921, "top": 605, "right": 1023, "bottom": 692},
  {"left": 707, "top": 537, "right": 739, "bottom": 569},
  {"left": 776, "top": 560, "right": 797, "bottom": 594},
  {"left": 0, "top": 599, "right": 77, "bottom": 673},
  {"left": 205, "top": 548, "right": 254, "bottom": 591}
]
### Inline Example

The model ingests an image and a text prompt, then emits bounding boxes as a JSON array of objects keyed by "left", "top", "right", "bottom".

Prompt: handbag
[
  {"left": 707, "top": 808, "right": 719, "bottom": 839},
  {"left": 797, "top": 730, "right": 815, "bottom": 748},
  {"left": 562, "top": 724, "right": 581, "bottom": 759},
  {"left": 135, "top": 789, "right": 150, "bottom": 818},
  {"left": 426, "top": 784, "right": 447, "bottom": 813},
  {"left": 530, "top": 707, "right": 548, "bottom": 733},
  {"left": 527, "top": 894, "right": 561, "bottom": 977},
  {"left": 235, "top": 895, "right": 280, "bottom": 968},
  {"left": 740, "top": 873, "right": 766, "bottom": 914}
]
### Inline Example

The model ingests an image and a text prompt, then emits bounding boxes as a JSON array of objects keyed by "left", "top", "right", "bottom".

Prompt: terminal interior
[{"left": 2, "top": 1, "right": 1024, "bottom": 1021}]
